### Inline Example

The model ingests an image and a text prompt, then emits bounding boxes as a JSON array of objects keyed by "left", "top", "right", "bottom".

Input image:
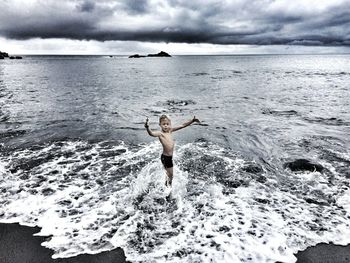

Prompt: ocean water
[{"left": 0, "top": 54, "right": 350, "bottom": 262}]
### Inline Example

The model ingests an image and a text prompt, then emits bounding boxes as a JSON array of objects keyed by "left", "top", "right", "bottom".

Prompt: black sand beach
[
  {"left": 295, "top": 243, "right": 350, "bottom": 263},
  {"left": 0, "top": 223, "right": 127, "bottom": 263},
  {"left": 1, "top": 223, "right": 350, "bottom": 263},
  {"left": 1, "top": 55, "right": 350, "bottom": 262}
]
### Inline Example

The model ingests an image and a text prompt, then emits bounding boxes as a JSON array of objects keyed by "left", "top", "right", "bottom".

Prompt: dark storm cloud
[
  {"left": 0, "top": 0, "right": 350, "bottom": 46},
  {"left": 121, "top": 0, "right": 150, "bottom": 14},
  {"left": 78, "top": 1, "right": 96, "bottom": 12}
]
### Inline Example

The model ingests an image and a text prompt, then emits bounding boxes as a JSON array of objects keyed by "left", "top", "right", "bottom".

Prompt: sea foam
[{"left": 0, "top": 140, "right": 349, "bottom": 262}]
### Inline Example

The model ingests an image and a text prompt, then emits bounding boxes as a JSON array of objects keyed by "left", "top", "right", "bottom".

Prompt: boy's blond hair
[{"left": 159, "top": 115, "right": 171, "bottom": 123}]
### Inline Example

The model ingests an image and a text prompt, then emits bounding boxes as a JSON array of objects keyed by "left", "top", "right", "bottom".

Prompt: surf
[{"left": 0, "top": 140, "right": 350, "bottom": 262}]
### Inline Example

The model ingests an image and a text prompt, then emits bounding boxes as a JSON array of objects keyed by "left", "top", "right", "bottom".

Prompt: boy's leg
[{"left": 165, "top": 167, "right": 173, "bottom": 187}]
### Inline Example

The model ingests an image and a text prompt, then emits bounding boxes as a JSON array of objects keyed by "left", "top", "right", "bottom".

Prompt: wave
[
  {"left": 185, "top": 72, "right": 210, "bottom": 77},
  {"left": 261, "top": 109, "right": 349, "bottom": 127},
  {"left": 303, "top": 116, "right": 350, "bottom": 126},
  {"left": 0, "top": 140, "right": 350, "bottom": 262},
  {"left": 261, "top": 108, "right": 299, "bottom": 117}
]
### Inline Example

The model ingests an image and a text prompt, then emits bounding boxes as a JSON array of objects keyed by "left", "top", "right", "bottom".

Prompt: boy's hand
[
  {"left": 192, "top": 116, "right": 200, "bottom": 123},
  {"left": 144, "top": 118, "right": 149, "bottom": 128}
]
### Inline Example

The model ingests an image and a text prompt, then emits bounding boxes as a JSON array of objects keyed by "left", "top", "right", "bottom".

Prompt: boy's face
[{"left": 159, "top": 118, "right": 171, "bottom": 132}]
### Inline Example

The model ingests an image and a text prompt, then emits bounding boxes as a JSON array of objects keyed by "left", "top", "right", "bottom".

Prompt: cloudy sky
[{"left": 1, "top": 0, "right": 350, "bottom": 55}]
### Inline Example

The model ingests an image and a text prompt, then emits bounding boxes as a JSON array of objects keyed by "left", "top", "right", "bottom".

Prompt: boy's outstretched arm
[
  {"left": 145, "top": 118, "right": 161, "bottom": 137},
  {"left": 172, "top": 116, "right": 200, "bottom": 132}
]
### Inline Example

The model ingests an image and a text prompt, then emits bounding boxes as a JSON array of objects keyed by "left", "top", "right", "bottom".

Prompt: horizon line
[{"left": 6, "top": 52, "right": 350, "bottom": 56}]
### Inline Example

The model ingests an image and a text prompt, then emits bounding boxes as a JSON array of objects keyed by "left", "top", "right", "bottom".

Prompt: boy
[{"left": 145, "top": 115, "right": 200, "bottom": 187}]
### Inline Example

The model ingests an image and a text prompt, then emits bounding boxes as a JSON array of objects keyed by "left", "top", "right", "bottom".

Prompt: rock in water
[
  {"left": 0, "top": 51, "right": 9, "bottom": 57},
  {"left": 0, "top": 51, "right": 22, "bottom": 59},
  {"left": 129, "top": 51, "right": 171, "bottom": 58},
  {"left": 147, "top": 51, "right": 171, "bottom": 57},
  {"left": 284, "top": 159, "right": 324, "bottom": 172},
  {"left": 129, "top": 54, "right": 146, "bottom": 58}
]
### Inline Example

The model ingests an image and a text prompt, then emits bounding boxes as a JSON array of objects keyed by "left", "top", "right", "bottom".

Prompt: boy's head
[
  {"left": 159, "top": 115, "right": 170, "bottom": 123},
  {"left": 159, "top": 115, "right": 171, "bottom": 132}
]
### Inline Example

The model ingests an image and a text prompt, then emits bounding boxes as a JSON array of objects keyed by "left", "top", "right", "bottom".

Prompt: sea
[{"left": 0, "top": 54, "right": 349, "bottom": 262}]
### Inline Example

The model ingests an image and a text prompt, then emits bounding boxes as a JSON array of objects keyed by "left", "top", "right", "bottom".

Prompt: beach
[
  {"left": 1, "top": 223, "right": 350, "bottom": 263},
  {"left": 295, "top": 243, "right": 350, "bottom": 263},
  {"left": 0, "top": 223, "right": 127, "bottom": 263},
  {"left": 1, "top": 55, "right": 349, "bottom": 262}
]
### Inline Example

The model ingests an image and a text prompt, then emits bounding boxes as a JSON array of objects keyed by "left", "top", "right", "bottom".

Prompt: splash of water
[{"left": 0, "top": 140, "right": 350, "bottom": 262}]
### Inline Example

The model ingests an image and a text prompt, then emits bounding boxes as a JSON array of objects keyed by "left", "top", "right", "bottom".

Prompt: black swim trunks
[{"left": 161, "top": 154, "right": 173, "bottom": 168}]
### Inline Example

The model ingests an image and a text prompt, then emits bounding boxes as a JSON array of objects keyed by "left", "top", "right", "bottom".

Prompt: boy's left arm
[{"left": 172, "top": 116, "right": 200, "bottom": 132}]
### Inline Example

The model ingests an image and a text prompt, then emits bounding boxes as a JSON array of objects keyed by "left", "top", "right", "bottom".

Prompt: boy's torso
[{"left": 159, "top": 132, "right": 174, "bottom": 156}]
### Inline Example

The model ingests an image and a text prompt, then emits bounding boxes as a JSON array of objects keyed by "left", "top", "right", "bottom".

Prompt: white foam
[
  {"left": 0, "top": 140, "right": 350, "bottom": 262},
  {"left": 337, "top": 189, "right": 350, "bottom": 215}
]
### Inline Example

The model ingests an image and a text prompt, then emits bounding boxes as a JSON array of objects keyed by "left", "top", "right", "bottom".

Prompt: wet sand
[
  {"left": 295, "top": 243, "right": 350, "bottom": 263},
  {"left": 0, "top": 223, "right": 127, "bottom": 263},
  {"left": 1, "top": 222, "right": 350, "bottom": 263}
]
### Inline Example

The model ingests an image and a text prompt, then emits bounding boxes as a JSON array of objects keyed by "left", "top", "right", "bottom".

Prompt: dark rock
[
  {"left": 0, "top": 55, "right": 4, "bottom": 59},
  {"left": 7, "top": 55, "right": 22, "bottom": 59},
  {"left": 128, "top": 54, "right": 146, "bottom": 58},
  {"left": 147, "top": 51, "right": 171, "bottom": 57},
  {"left": 0, "top": 51, "right": 9, "bottom": 57},
  {"left": 284, "top": 159, "right": 324, "bottom": 172},
  {"left": 129, "top": 51, "right": 171, "bottom": 58}
]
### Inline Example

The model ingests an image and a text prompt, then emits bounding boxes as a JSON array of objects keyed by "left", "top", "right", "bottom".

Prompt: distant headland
[
  {"left": 0, "top": 50, "right": 22, "bottom": 59},
  {"left": 129, "top": 51, "right": 171, "bottom": 58}
]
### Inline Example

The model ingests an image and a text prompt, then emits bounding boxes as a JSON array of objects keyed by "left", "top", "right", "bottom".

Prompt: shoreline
[
  {"left": 0, "top": 223, "right": 127, "bottom": 263},
  {"left": 1, "top": 223, "right": 350, "bottom": 262},
  {"left": 295, "top": 243, "right": 350, "bottom": 263}
]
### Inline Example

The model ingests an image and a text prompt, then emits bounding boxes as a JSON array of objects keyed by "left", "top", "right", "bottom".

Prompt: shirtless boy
[{"left": 145, "top": 115, "right": 200, "bottom": 187}]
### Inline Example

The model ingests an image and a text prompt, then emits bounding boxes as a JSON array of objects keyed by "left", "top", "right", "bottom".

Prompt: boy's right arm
[{"left": 145, "top": 118, "right": 161, "bottom": 137}]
